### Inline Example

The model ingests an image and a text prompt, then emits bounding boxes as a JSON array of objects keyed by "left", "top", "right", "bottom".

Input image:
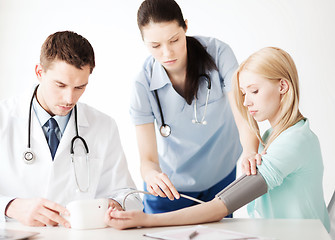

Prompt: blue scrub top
[{"left": 130, "top": 36, "right": 242, "bottom": 192}]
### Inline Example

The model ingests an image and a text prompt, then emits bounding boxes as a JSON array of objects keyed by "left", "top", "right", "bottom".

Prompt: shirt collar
[
  {"left": 149, "top": 59, "right": 171, "bottom": 91},
  {"left": 32, "top": 97, "right": 71, "bottom": 134}
]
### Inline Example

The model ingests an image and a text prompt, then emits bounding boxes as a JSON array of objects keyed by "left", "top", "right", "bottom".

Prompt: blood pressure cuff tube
[{"left": 215, "top": 172, "right": 268, "bottom": 215}]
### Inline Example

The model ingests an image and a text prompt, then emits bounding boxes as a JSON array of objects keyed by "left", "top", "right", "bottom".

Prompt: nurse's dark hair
[
  {"left": 137, "top": 0, "right": 218, "bottom": 104},
  {"left": 40, "top": 31, "right": 95, "bottom": 73}
]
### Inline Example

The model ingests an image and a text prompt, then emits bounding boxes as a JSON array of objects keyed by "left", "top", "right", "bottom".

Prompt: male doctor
[{"left": 0, "top": 31, "right": 142, "bottom": 228}]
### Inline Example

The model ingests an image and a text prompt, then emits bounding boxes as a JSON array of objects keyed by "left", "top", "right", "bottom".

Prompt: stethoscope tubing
[
  {"left": 154, "top": 90, "right": 166, "bottom": 127},
  {"left": 154, "top": 75, "right": 211, "bottom": 137},
  {"left": 27, "top": 85, "right": 39, "bottom": 149},
  {"left": 26, "top": 85, "right": 89, "bottom": 155},
  {"left": 25, "top": 84, "right": 90, "bottom": 192}
]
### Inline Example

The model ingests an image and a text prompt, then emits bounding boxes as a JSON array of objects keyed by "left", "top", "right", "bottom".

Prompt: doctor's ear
[
  {"left": 279, "top": 79, "right": 289, "bottom": 95},
  {"left": 35, "top": 64, "right": 43, "bottom": 80}
]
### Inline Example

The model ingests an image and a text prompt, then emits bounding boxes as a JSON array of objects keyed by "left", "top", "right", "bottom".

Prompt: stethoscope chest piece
[
  {"left": 23, "top": 148, "right": 35, "bottom": 164},
  {"left": 160, "top": 124, "right": 171, "bottom": 137},
  {"left": 154, "top": 74, "right": 211, "bottom": 137}
]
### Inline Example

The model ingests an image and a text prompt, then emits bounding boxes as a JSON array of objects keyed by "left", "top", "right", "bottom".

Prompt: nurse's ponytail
[{"left": 184, "top": 36, "right": 217, "bottom": 104}]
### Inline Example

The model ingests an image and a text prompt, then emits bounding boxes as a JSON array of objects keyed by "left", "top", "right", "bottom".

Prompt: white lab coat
[{"left": 0, "top": 88, "right": 143, "bottom": 221}]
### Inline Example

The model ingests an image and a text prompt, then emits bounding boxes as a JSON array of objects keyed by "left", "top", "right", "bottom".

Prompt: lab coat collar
[
  {"left": 16, "top": 85, "right": 37, "bottom": 120},
  {"left": 75, "top": 103, "right": 89, "bottom": 128},
  {"left": 149, "top": 59, "right": 171, "bottom": 91}
]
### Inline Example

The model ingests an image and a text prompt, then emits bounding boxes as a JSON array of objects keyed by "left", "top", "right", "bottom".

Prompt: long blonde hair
[{"left": 233, "top": 47, "right": 304, "bottom": 151}]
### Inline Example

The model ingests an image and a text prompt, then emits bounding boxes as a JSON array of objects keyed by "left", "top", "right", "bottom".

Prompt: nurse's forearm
[
  {"left": 136, "top": 123, "right": 179, "bottom": 198},
  {"left": 135, "top": 123, "right": 162, "bottom": 179},
  {"left": 140, "top": 158, "right": 162, "bottom": 180},
  {"left": 147, "top": 198, "right": 228, "bottom": 227}
]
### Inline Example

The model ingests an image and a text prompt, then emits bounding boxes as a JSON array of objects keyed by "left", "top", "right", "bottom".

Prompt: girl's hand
[
  {"left": 105, "top": 208, "right": 150, "bottom": 230},
  {"left": 241, "top": 151, "right": 265, "bottom": 175}
]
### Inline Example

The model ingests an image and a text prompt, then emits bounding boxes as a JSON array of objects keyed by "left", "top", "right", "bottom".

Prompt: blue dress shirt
[{"left": 32, "top": 97, "right": 71, "bottom": 141}]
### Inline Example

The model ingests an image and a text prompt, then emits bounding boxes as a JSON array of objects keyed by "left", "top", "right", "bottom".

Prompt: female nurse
[
  {"left": 106, "top": 46, "right": 330, "bottom": 231},
  {"left": 130, "top": 0, "right": 259, "bottom": 214}
]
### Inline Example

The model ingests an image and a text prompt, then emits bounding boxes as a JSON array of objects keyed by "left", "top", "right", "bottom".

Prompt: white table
[{"left": 0, "top": 218, "right": 330, "bottom": 240}]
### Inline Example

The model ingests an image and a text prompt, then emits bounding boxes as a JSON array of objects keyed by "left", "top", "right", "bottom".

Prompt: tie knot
[{"left": 47, "top": 118, "right": 58, "bottom": 130}]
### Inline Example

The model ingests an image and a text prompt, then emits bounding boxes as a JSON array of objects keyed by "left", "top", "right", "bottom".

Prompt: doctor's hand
[
  {"left": 105, "top": 208, "right": 150, "bottom": 230},
  {"left": 108, "top": 199, "right": 123, "bottom": 211},
  {"left": 5, "top": 198, "right": 71, "bottom": 228},
  {"left": 241, "top": 151, "right": 265, "bottom": 175},
  {"left": 145, "top": 171, "right": 180, "bottom": 200}
]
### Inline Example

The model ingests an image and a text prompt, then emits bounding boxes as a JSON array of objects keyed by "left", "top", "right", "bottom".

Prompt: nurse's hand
[
  {"left": 241, "top": 151, "right": 265, "bottom": 175},
  {"left": 5, "top": 198, "right": 71, "bottom": 228},
  {"left": 145, "top": 171, "right": 180, "bottom": 200},
  {"left": 105, "top": 208, "right": 150, "bottom": 229}
]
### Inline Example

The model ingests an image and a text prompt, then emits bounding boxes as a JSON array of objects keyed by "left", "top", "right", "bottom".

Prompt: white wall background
[{"left": 0, "top": 0, "right": 334, "bottom": 217}]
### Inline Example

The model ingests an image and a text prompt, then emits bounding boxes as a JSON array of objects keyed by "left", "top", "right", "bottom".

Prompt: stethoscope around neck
[
  {"left": 23, "top": 85, "right": 90, "bottom": 192},
  {"left": 154, "top": 74, "right": 211, "bottom": 137}
]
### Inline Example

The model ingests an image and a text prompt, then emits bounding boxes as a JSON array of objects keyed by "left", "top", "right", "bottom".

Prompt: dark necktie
[{"left": 46, "top": 118, "right": 59, "bottom": 160}]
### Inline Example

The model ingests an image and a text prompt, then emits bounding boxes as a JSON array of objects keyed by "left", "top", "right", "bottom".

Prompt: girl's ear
[
  {"left": 184, "top": 19, "right": 188, "bottom": 32},
  {"left": 279, "top": 78, "right": 289, "bottom": 95}
]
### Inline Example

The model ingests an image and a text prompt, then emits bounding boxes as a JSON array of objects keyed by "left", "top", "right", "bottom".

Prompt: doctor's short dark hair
[{"left": 40, "top": 31, "right": 95, "bottom": 73}]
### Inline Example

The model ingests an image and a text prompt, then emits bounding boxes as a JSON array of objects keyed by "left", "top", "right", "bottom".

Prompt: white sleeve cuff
[{"left": 0, "top": 196, "right": 16, "bottom": 222}]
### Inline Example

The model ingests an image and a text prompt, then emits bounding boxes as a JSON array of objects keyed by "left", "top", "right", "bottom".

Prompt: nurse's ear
[
  {"left": 35, "top": 64, "right": 43, "bottom": 81},
  {"left": 279, "top": 78, "right": 289, "bottom": 95}
]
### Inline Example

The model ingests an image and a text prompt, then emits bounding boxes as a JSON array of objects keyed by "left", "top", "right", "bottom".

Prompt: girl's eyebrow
[
  {"left": 245, "top": 84, "right": 257, "bottom": 88},
  {"left": 240, "top": 84, "right": 256, "bottom": 90}
]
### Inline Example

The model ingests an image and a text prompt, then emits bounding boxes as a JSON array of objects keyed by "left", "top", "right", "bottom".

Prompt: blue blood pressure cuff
[{"left": 215, "top": 172, "right": 268, "bottom": 215}]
